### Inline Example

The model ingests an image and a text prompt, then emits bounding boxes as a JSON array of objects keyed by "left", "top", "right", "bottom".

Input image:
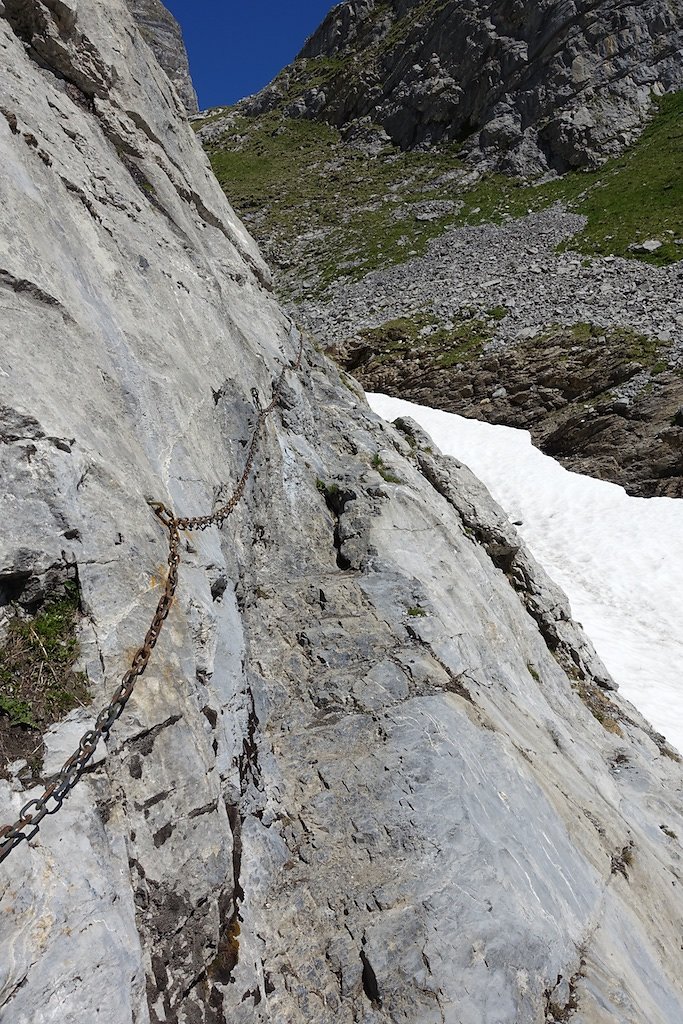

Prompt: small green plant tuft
[
  {"left": 0, "top": 582, "right": 89, "bottom": 778},
  {"left": 0, "top": 695, "right": 37, "bottom": 729},
  {"left": 371, "top": 453, "right": 403, "bottom": 484},
  {"left": 486, "top": 305, "right": 509, "bottom": 321},
  {"left": 407, "top": 606, "right": 427, "bottom": 617},
  {"left": 319, "top": 481, "right": 340, "bottom": 497}
]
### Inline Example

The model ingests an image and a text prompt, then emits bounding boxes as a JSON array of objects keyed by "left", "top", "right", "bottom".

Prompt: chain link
[{"left": 0, "top": 337, "right": 303, "bottom": 865}]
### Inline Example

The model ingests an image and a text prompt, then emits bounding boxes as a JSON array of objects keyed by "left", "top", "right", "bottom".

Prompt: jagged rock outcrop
[
  {"left": 1, "top": 3, "right": 683, "bottom": 1024},
  {"left": 345, "top": 319, "right": 683, "bottom": 498},
  {"left": 242, "top": 0, "right": 683, "bottom": 173},
  {"left": 126, "top": 0, "right": 198, "bottom": 113},
  {"left": 300, "top": 207, "right": 683, "bottom": 499}
]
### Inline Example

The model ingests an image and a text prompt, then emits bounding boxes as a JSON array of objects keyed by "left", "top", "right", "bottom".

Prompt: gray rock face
[
  {"left": 1, "top": 3, "right": 683, "bottom": 1023},
  {"left": 125, "top": 0, "right": 199, "bottom": 113},
  {"left": 253, "top": 0, "right": 683, "bottom": 172}
]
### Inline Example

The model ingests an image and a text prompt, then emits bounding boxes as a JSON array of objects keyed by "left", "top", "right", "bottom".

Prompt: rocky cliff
[
  {"left": 196, "top": 1, "right": 683, "bottom": 500},
  {"left": 277, "top": 0, "right": 683, "bottom": 173},
  {"left": 126, "top": 0, "right": 198, "bottom": 113},
  {"left": 1, "top": 3, "right": 683, "bottom": 1024}
]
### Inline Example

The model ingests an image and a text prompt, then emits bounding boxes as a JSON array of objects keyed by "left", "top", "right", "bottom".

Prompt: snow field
[{"left": 368, "top": 393, "right": 683, "bottom": 753}]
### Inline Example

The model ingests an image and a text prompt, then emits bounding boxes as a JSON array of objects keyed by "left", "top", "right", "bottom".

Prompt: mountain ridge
[
  {"left": 196, "top": 0, "right": 683, "bottom": 498},
  {"left": 126, "top": 0, "right": 198, "bottom": 113},
  {"left": 239, "top": 0, "right": 683, "bottom": 174}
]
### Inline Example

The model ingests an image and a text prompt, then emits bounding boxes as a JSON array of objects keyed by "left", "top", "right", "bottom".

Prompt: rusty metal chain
[{"left": 0, "top": 337, "right": 303, "bottom": 865}]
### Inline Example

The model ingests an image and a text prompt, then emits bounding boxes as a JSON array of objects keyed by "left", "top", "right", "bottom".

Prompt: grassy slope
[
  {"left": 564, "top": 92, "right": 683, "bottom": 263},
  {"left": 204, "top": 88, "right": 683, "bottom": 297},
  {"left": 208, "top": 112, "right": 471, "bottom": 293}
]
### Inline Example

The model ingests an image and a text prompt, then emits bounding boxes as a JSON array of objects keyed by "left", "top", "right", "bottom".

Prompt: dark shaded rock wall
[
  {"left": 262, "top": 0, "right": 683, "bottom": 173},
  {"left": 126, "top": 0, "right": 198, "bottom": 113}
]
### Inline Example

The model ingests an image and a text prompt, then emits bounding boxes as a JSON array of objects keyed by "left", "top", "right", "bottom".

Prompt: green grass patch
[
  {"left": 436, "top": 322, "right": 491, "bottom": 367},
  {"left": 558, "top": 91, "right": 683, "bottom": 265},
  {"left": 208, "top": 111, "right": 473, "bottom": 294},
  {"left": 371, "top": 452, "right": 403, "bottom": 484},
  {"left": 362, "top": 314, "right": 438, "bottom": 346},
  {"left": 0, "top": 695, "right": 37, "bottom": 730},
  {"left": 356, "top": 313, "right": 494, "bottom": 369},
  {"left": 486, "top": 305, "right": 509, "bottom": 321},
  {"left": 204, "top": 91, "right": 682, "bottom": 295},
  {"left": 0, "top": 582, "right": 90, "bottom": 777},
  {"left": 538, "top": 322, "right": 669, "bottom": 370}
]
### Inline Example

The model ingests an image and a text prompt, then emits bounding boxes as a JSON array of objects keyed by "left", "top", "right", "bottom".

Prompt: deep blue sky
[{"left": 165, "top": 1, "right": 335, "bottom": 109}]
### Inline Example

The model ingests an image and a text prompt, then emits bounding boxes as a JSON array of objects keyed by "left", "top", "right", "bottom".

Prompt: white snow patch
[{"left": 368, "top": 393, "right": 683, "bottom": 754}]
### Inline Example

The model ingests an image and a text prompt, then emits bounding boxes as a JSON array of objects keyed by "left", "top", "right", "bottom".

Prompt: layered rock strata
[
  {"left": 1, "top": 4, "right": 683, "bottom": 1024},
  {"left": 345, "top": 321, "right": 683, "bottom": 498},
  {"left": 126, "top": 0, "right": 199, "bottom": 113},
  {"left": 287, "top": 0, "right": 683, "bottom": 172}
]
